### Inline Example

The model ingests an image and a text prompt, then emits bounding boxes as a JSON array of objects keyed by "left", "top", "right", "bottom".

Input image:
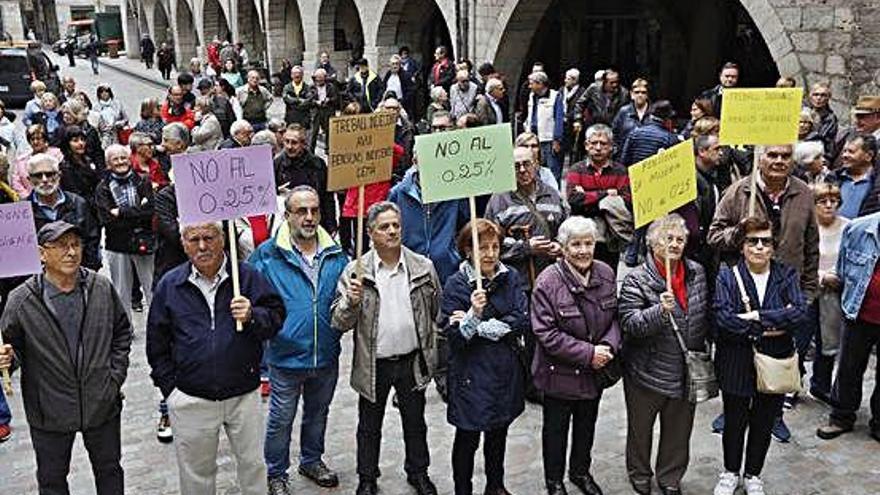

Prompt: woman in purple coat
[{"left": 531, "top": 216, "right": 622, "bottom": 495}]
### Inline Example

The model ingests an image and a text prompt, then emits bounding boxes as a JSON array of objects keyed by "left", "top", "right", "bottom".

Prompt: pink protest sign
[
  {"left": 0, "top": 201, "right": 42, "bottom": 278},
  {"left": 171, "top": 145, "right": 278, "bottom": 224}
]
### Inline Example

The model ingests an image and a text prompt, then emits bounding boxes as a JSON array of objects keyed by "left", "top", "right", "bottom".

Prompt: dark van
[{"left": 0, "top": 42, "right": 61, "bottom": 107}]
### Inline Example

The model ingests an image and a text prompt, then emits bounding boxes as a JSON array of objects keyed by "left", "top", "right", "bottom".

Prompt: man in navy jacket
[{"left": 147, "top": 221, "right": 285, "bottom": 495}]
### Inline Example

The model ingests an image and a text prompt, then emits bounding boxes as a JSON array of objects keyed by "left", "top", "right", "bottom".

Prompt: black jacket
[
  {"left": 153, "top": 184, "right": 187, "bottom": 281},
  {"left": 273, "top": 151, "right": 337, "bottom": 233},
  {"left": 95, "top": 172, "right": 155, "bottom": 254},
  {"left": 282, "top": 81, "right": 314, "bottom": 127},
  {"left": 147, "top": 261, "right": 284, "bottom": 400},
  {"left": 29, "top": 190, "right": 101, "bottom": 270},
  {"left": 1, "top": 269, "right": 132, "bottom": 432},
  {"left": 217, "top": 138, "right": 244, "bottom": 150},
  {"left": 60, "top": 157, "right": 101, "bottom": 207}
]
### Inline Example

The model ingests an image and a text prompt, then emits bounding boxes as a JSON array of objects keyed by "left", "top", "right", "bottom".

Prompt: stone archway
[
  {"left": 265, "top": 0, "right": 305, "bottom": 71},
  {"left": 203, "top": 0, "right": 231, "bottom": 44},
  {"left": 152, "top": 0, "right": 172, "bottom": 46},
  {"left": 374, "top": 0, "right": 453, "bottom": 74},
  {"left": 174, "top": 0, "right": 199, "bottom": 66},
  {"left": 236, "top": 0, "right": 265, "bottom": 68},
  {"left": 317, "top": 0, "right": 365, "bottom": 75}
]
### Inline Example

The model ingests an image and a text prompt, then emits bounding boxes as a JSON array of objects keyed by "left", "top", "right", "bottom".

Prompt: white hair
[
  {"left": 104, "top": 144, "right": 129, "bottom": 163},
  {"left": 645, "top": 213, "right": 689, "bottom": 251},
  {"left": 430, "top": 86, "right": 447, "bottom": 102},
  {"left": 251, "top": 130, "right": 277, "bottom": 147},
  {"left": 594, "top": 70, "right": 605, "bottom": 82},
  {"left": 557, "top": 216, "right": 598, "bottom": 246},
  {"left": 180, "top": 221, "right": 224, "bottom": 239},
  {"left": 27, "top": 153, "right": 60, "bottom": 174},
  {"left": 230, "top": 119, "right": 253, "bottom": 136},
  {"left": 794, "top": 140, "right": 825, "bottom": 167},
  {"left": 485, "top": 78, "right": 504, "bottom": 93},
  {"left": 565, "top": 68, "right": 580, "bottom": 80}
]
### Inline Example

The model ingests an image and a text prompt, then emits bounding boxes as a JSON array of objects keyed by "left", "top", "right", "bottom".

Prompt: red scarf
[
  {"left": 248, "top": 215, "right": 270, "bottom": 248},
  {"left": 653, "top": 256, "right": 687, "bottom": 312}
]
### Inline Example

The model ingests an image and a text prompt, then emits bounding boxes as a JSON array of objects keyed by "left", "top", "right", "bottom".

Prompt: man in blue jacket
[
  {"left": 147, "top": 221, "right": 285, "bottom": 495},
  {"left": 249, "top": 186, "right": 349, "bottom": 494}
]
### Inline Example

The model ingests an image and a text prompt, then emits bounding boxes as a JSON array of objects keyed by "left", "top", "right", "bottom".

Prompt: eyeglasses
[
  {"left": 45, "top": 239, "right": 81, "bottom": 251},
  {"left": 815, "top": 197, "right": 840, "bottom": 206},
  {"left": 745, "top": 236, "right": 774, "bottom": 247},
  {"left": 29, "top": 171, "right": 58, "bottom": 180},
  {"left": 515, "top": 160, "right": 534, "bottom": 169}
]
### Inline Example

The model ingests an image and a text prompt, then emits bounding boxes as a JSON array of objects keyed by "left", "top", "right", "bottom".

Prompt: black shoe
[
  {"left": 809, "top": 388, "right": 833, "bottom": 406},
  {"left": 871, "top": 430, "right": 880, "bottom": 443},
  {"left": 298, "top": 460, "right": 339, "bottom": 488},
  {"left": 407, "top": 474, "right": 438, "bottom": 495},
  {"left": 816, "top": 422, "right": 854, "bottom": 440},
  {"left": 660, "top": 487, "right": 681, "bottom": 495},
  {"left": 569, "top": 473, "right": 603, "bottom": 495},
  {"left": 630, "top": 480, "right": 651, "bottom": 495},
  {"left": 545, "top": 480, "right": 568, "bottom": 495},
  {"left": 356, "top": 479, "right": 379, "bottom": 495},
  {"left": 484, "top": 487, "right": 513, "bottom": 495}
]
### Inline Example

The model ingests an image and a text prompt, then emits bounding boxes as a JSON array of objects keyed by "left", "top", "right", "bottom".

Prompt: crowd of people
[{"left": 0, "top": 41, "right": 879, "bottom": 495}]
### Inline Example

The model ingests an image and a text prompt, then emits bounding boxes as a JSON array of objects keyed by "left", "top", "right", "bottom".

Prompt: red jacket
[
  {"left": 207, "top": 42, "right": 221, "bottom": 71},
  {"left": 161, "top": 101, "right": 195, "bottom": 129},
  {"left": 341, "top": 144, "right": 403, "bottom": 218},
  {"left": 131, "top": 153, "right": 169, "bottom": 189}
]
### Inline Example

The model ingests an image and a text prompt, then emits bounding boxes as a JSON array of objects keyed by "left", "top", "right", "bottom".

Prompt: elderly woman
[
  {"left": 440, "top": 219, "right": 528, "bottom": 495},
  {"left": 531, "top": 216, "right": 621, "bottom": 495},
  {"left": 22, "top": 80, "right": 47, "bottom": 127},
  {"left": 133, "top": 97, "right": 165, "bottom": 144},
  {"left": 128, "top": 131, "right": 168, "bottom": 189},
  {"left": 680, "top": 98, "right": 714, "bottom": 139},
  {"left": 33, "top": 92, "right": 65, "bottom": 147},
  {"left": 95, "top": 144, "right": 155, "bottom": 319},
  {"left": 619, "top": 213, "right": 710, "bottom": 495},
  {"left": 712, "top": 217, "right": 806, "bottom": 495},
  {"left": 95, "top": 83, "right": 129, "bottom": 147},
  {"left": 794, "top": 140, "right": 829, "bottom": 184},
  {"left": 191, "top": 95, "right": 223, "bottom": 152},
  {"left": 426, "top": 85, "right": 449, "bottom": 124},
  {"left": 797, "top": 108, "right": 822, "bottom": 143},
  {"left": 11, "top": 124, "right": 64, "bottom": 196}
]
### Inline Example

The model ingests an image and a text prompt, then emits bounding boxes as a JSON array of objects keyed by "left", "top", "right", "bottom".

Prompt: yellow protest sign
[
  {"left": 629, "top": 139, "right": 697, "bottom": 229},
  {"left": 327, "top": 112, "right": 396, "bottom": 191},
  {"left": 719, "top": 88, "right": 802, "bottom": 145}
]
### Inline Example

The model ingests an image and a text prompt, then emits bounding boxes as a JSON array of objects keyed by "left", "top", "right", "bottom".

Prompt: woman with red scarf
[{"left": 618, "top": 213, "right": 711, "bottom": 495}]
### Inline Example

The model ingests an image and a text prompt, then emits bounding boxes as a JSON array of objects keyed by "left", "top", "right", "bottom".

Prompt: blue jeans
[
  {"left": 264, "top": 364, "right": 339, "bottom": 479},
  {"left": 540, "top": 141, "right": 562, "bottom": 184},
  {"left": 0, "top": 386, "right": 10, "bottom": 425}
]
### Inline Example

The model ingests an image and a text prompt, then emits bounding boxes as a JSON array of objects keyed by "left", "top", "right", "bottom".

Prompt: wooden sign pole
[
  {"left": 748, "top": 146, "right": 762, "bottom": 217},
  {"left": 355, "top": 184, "right": 365, "bottom": 280},
  {"left": 228, "top": 220, "right": 243, "bottom": 332},
  {"left": 664, "top": 248, "right": 673, "bottom": 293},
  {"left": 469, "top": 196, "right": 483, "bottom": 292},
  {"left": 0, "top": 330, "right": 12, "bottom": 395}
]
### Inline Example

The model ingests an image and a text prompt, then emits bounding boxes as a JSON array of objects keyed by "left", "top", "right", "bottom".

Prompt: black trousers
[
  {"left": 722, "top": 392, "right": 783, "bottom": 476},
  {"left": 542, "top": 395, "right": 601, "bottom": 482},
  {"left": 357, "top": 354, "right": 429, "bottom": 481},
  {"left": 830, "top": 319, "right": 880, "bottom": 430},
  {"left": 30, "top": 414, "right": 123, "bottom": 495},
  {"left": 452, "top": 425, "right": 509, "bottom": 495}
]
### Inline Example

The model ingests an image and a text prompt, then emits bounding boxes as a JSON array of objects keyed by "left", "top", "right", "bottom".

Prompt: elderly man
[
  {"left": 699, "top": 62, "right": 740, "bottom": 117},
  {"left": 430, "top": 45, "right": 455, "bottom": 92},
  {"left": 274, "top": 125, "right": 337, "bottom": 235},
  {"left": 575, "top": 69, "right": 629, "bottom": 128},
  {"left": 383, "top": 54, "right": 415, "bottom": 117},
  {"left": 315, "top": 51, "right": 338, "bottom": 82},
  {"left": 612, "top": 78, "right": 651, "bottom": 155},
  {"left": 95, "top": 144, "right": 155, "bottom": 320},
  {"left": 561, "top": 68, "right": 587, "bottom": 163},
  {"left": 218, "top": 119, "right": 254, "bottom": 149},
  {"left": 310, "top": 68, "right": 339, "bottom": 150},
  {"left": 806, "top": 82, "right": 838, "bottom": 158},
  {"left": 347, "top": 58, "right": 385, "bottom": 112},
  {"left": 526, "top": 71, "right": 566, "bottom": 182},
  {"left": 332, "top": 201, "right": 441, "bottom": 495},
  {"left": 26, "top": 153, "right": 101, "bottom": 270},
  {"left": 0, "top": 221, "right": 133, "bottom": 494},
  {"left": 250, "top": 186, "right": 349, "bottom": 493},
  {"left": 831, "top": 134, "right": 880, "bottom": 219},
  {"left": 60, "top": 75, "right": 77, "bottom": 103},
  {"left": 449, "top": 69, "right": 478, "bottom": 121},
  {"left": 162, "top": 85, "right": 196, "bottom": 129},
  {"left": 282, "top": 66, "right": 314, "bottom": 128},
  {"left": 147, "top": 221, "right": 285, "bottom": 495},
  {"left": 237, "top": 70, "right": 274, "bottom": 131},
  {"left": 833, "top": 96, "right": 880, "bottom": 168},
  {"left": 566, "top": 124, "right": 632, "bottom": 268},
  {"left": 474, "top": 78, "right": 507, "bottom": 126}
]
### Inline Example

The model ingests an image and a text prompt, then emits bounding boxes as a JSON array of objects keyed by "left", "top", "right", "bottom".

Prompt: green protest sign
[{"left": 414, "top": 123, "right": 516, "bottom": 204}]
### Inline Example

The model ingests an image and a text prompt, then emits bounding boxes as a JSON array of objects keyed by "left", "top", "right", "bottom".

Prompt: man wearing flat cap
[
  {"left": 833, "top": 95, "right": 880, "bottom": 168},
  {"left": 0, "top": 220, "right": 133, "bottom": 494}
]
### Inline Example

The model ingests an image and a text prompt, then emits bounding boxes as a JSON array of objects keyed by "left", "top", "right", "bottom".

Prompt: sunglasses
[
  {"left": 745, "top": 236, "right": 774, "bottom": 247},
  {"left": 29, "top": 171, "right": 58, "bottom": 180}
]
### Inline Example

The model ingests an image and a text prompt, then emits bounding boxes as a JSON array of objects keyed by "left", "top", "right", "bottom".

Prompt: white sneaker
[
  {"left": 713, "top": 471, "right": 740, "bottom": 495},
  {"left": 744, "top": 475, "right": 766, "bottom": 495}
]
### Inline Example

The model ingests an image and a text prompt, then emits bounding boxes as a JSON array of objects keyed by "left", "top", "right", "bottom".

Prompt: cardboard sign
[
  {"left": 0, "top": 201, "right": 42, "bottom": 278},
  {"left": 629, "top": 139, "right": 698, "bottom": 229},
  {"left": 171, "top": 145, "right": 278, "bottom": 224},
  {"left": 719, "top": 88, "right": 802, "bottom": 146},
  {"left": 414, "top": 124, "right": 516, "bottom": 203},
  {"left": 328, "top": 112, "right": 396, "bottom": 190}
]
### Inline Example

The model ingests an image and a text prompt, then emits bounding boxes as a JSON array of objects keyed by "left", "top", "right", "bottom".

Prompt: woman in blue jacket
[
  {"left": 712, "top": 217, "right": 807, "bottom": 495},
  {"left": 440, "top": 219, "right": 529, "bottom": 495}
]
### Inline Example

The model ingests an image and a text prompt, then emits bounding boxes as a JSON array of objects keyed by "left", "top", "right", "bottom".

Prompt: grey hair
[
  {"left": 189, "top": 58, "right": 201, "bottom": 68},
  {"left": 799, "top": 107, "right": 821, "bottom": 130},
  {"left": 585, "top": 124, "right": 613, "bottom": 142},
  {"left": 694, "top": 133, "right": 719, "bottom": 153},
  {"left": 528, "top": 71, "right": 549, "bottom": 86},
  {"left": 284, "top": 185, "right": 319, "bottom": 210},
  {"left": 60, "top": 99, "right": 88, "bottom": 122},
  {"left": 128, "top": 132, "right": 153, "bottom": 152},
  {"left": 230, "top": 119, "right": 253, "bottom": 136},
  {"left": 794, "top": 140, "right": 824, "bottom": 167},
  {"left": 645, "top": 213, "right": 689, "bottom": 251},
  {"left": 430, "top": 86, "right": 447, "bottom": 102},
  {"left": 180, "top": 221, "right": 224, "bottom": 239},
  {"left": 389, "top": 54, "right": 401, "bottom": 64},
  {"left": 194, "top": 95, "right": 213, "bottom": 113},
  {"left": 366, "top": 201, "right": 401, "bottom": 230},
  {"left": 485, "top": 78, "right": 503, "bottom": 93},
  {"left": 40, "top": 92, "right": 58, "bottom": 107},
  {"left": 557, "top": 217, "right": 598, "bottom": 246},
  {"left": 27, "top": 153, "right": 61, "bottom": 174},
  {"left": 565, "top": 68, "right": 580, "bottom": 80},
  {"left": 104, "top": 144, "right": 129, "bottom": 163},
  {"left": 251, "top": 129, "right": 277, "bottom": 147},
  {"left": 312, "top": 68, "right": 327, "bottom": 79},
  {"left": 162, "top": 122, "right": 190, "bottom": 144}
]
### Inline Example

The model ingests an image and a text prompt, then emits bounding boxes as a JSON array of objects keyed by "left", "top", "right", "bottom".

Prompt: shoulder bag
[
  {"left": 732, "top": 265, "right": 802, "bottom": 395},
  {"left": 668, "top": 309, "right": 719, "bottom": 403}
]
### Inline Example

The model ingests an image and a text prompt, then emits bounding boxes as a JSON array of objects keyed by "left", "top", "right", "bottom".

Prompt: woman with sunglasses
[{"left": 712, "top": 217, "right": 807, "bottom": 495}]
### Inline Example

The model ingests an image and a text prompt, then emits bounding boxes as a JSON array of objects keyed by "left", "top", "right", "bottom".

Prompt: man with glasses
[
  {"left": 380, "top": 97, "right": 415, "bottom": 178},
  {"left": 147, "top": 221, "right": 285, "bottom": 495},
  {"left": 273, "top": 125, "right": 337, "bottom": 235},
  {"left": 26, "top": 153, "right": 101, "bottom": 270},
  {"left": 0, "top": 221, "right": 133, "bottom": 494},
  {"left": 708, "top": 144, "right": 820, "bottom": 442},
  {"left": 250, "top": 186, "right": 349, "bottom": 494}
]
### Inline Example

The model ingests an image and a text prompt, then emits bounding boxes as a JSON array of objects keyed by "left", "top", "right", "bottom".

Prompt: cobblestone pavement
[{"left": 2, "top": 54, "right": 879, "bottom": 495}]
